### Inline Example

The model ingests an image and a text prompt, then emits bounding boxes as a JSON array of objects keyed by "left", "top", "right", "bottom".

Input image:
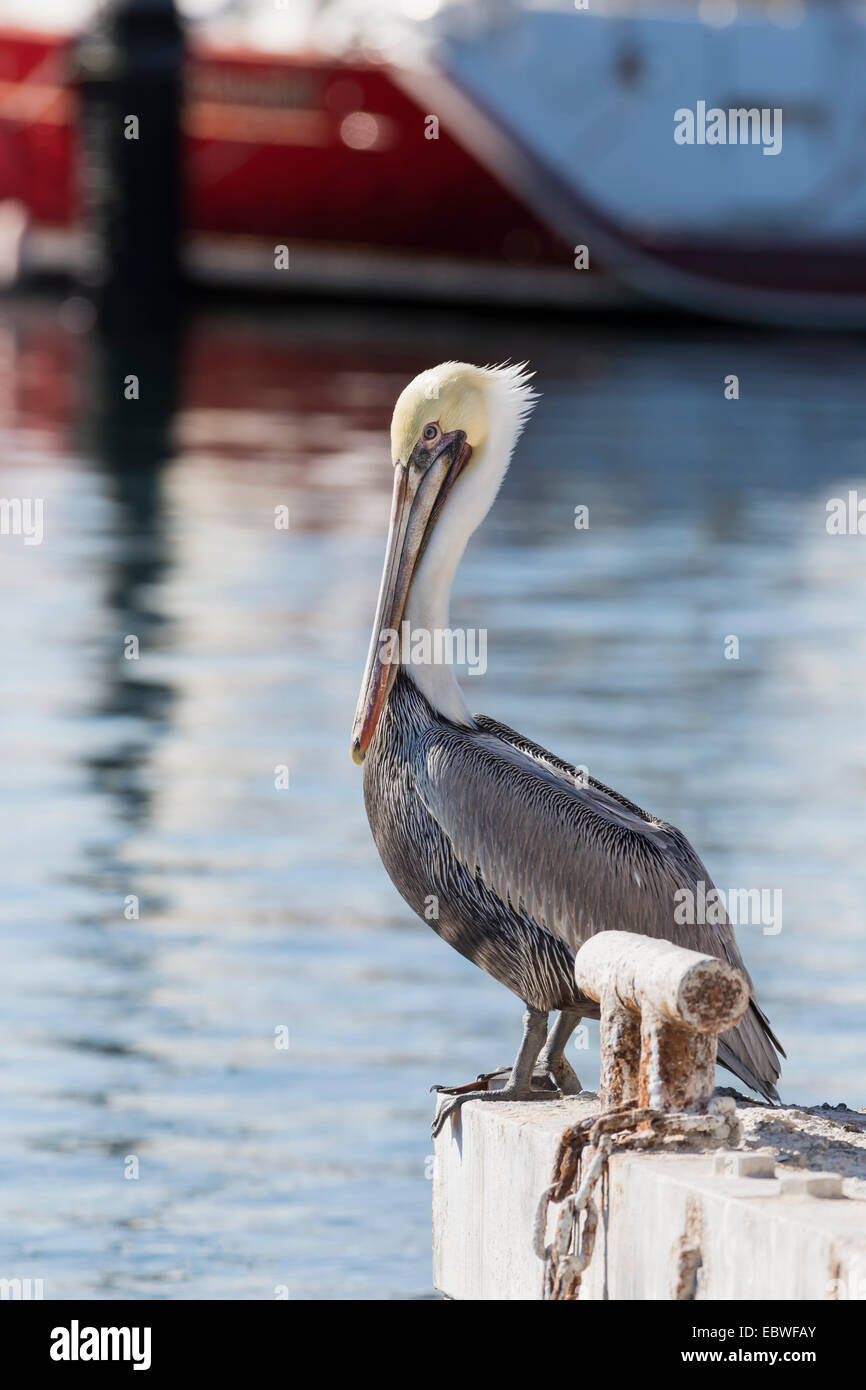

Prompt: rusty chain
[{"left": 534, "top": 1096, "right": 741, "bottom": 1300}]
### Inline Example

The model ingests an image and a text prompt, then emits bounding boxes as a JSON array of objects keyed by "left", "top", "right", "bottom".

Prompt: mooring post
[
  {"left": 574, "top": 931, "right": 749, "bottom": 1112},
  {"left": 434, "top": 932, "right": 863, "bottom": 1300},
  {"left": 71, "top": 0, "right": 186, "bottom": 329}
]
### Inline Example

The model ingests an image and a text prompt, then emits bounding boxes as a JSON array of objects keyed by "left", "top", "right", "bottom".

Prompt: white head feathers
[
  {"left": 394, "top": 361, "right": 539, "bottom": 723},
  {"left": 391, "top": 360, "right": 538, "bottom": 471}
]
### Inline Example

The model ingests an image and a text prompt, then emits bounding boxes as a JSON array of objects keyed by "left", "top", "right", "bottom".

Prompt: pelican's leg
[
  {"left": 537, "top": 1008, "right": 583, "bottom": 1095},
  {"left": 467, "top": 1009, "right": 584, "bottom": 1093},
  {"left": 454, "top": 1009, "right": 583, "bottom": 1094},
  {"left": 431, "top": 1006, "right": 552, "bottom": 1138}
]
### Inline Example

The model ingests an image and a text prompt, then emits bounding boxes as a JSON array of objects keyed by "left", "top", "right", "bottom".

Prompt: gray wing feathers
[
  {"left": 418, "top": 722, "right": 740, "bottom": 962},
  {"left": 415, "top": 713, "right": 783, "bottom": 1100}
]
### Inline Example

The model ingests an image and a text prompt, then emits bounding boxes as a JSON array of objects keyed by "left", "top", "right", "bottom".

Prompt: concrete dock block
[
  {"left": 433, "top": 1096, "right": 866, "bottom": 1300},
  {"left": 712, "top": 1150, "right": 776, "bottom": 1179},
  {"left": 777, "top": 1172, "right": 845, "bottom": 1199}
]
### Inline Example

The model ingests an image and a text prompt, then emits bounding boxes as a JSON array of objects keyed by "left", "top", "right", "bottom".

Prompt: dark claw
[
  {"left": 431, "top": 1083, "right": 565, "bottom": 1140},
  {"left": 430, "top": 1076, "right": 492, "bottom": 1097}
]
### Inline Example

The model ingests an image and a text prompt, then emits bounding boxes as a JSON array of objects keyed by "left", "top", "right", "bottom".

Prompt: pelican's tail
[{"left": 717, "top": 998, "right": 785, "bottom": 1104}]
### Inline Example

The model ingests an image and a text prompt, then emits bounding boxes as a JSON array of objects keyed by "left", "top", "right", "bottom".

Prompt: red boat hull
[{"left": 0, "top": 27, "right": 596, "bottom": 303}]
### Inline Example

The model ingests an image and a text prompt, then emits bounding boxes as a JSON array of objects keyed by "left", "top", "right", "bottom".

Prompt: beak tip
[{"left": 351, "top": 738, "right": 365, "bottom": 766}]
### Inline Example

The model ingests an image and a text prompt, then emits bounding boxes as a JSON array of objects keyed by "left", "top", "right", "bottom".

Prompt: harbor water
[{"left": 1, "top": 296, "right": 864, "bottom": 1298}]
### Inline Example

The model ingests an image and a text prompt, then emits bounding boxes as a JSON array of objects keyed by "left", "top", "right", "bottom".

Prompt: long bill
[{"left": 351, "top": 431, "right": 470, "bottom": 764}]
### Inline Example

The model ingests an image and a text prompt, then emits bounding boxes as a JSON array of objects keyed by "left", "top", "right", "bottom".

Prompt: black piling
[{"left": 72, "top": 0, "right": 186, "bottom": 331}]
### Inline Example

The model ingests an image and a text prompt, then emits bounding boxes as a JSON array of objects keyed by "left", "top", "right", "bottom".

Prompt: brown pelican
[{"left": 351, "top": 362, "right": 783, "bottom": 1135}]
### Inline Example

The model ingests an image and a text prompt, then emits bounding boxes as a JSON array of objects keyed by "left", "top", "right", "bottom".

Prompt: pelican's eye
[{"left": 422, "top": 423, "right": 439, "bottom": 442}]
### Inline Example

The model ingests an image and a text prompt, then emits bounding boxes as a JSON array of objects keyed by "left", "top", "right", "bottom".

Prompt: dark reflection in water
[
  {"left": 80, "top": 331, "right": 181, "bottom": 849},
  {"left": 0, "top": 296, "right": 864, "bottom": 1299}
]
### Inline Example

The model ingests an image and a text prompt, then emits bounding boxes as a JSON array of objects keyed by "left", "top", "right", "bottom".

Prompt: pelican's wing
[{"left": 414, "top": 713, "right": 783, "bottom": 1100}]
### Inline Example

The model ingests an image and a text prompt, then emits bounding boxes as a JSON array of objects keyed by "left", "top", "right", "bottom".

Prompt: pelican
[{"left": 351, "top": 362, "right": 783, "bottom": 1135}]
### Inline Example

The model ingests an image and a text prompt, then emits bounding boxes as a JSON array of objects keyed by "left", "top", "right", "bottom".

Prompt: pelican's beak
[{"left": 351, "top": 429, "right": 471, "bottom": 763}]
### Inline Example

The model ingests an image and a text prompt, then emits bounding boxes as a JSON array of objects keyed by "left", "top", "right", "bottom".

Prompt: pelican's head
[{"left": 351, "top": 361, "right": 537, "bottom": 764}]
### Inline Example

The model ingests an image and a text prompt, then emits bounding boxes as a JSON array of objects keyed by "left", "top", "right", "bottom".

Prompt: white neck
[
  {"left": 402, "top": 527, "right": 472, "bottom": 724},
  {"left": 402, "top": 369, "right": 531, "bottom": 723}
]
